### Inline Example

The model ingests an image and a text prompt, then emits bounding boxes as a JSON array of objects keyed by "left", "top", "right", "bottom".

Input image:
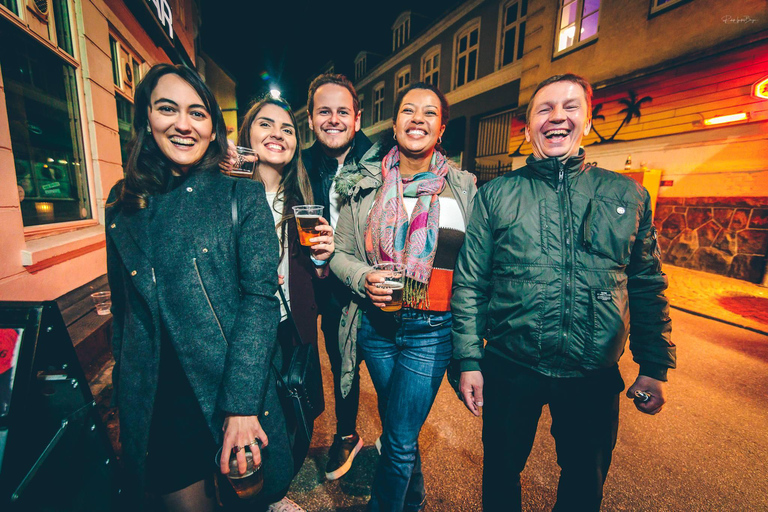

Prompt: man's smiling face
[
  {"left": 308, "top": 84, "right": 360, "bottom": 153},
  {"left": 525, "top": 81, "right": 591, "bottom": 161}
]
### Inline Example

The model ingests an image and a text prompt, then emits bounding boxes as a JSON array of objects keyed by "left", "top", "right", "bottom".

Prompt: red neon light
[{"left": 754, "top": 77, "right": 768, "bottom": 99}]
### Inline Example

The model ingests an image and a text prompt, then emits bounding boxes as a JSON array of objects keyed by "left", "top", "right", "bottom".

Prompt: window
[
  {"left": 499, "top": 0, "right": 527, "bottom": 68},
  {"left": 0, "top": 0, "right": 20, "bottom": 16},
  {"left": 110, "top": 35, "right": 143, "bottom": 166},
  {"left": 51, "top": 0, "right": 74, "bottom": 55},
  {"left": 650, "top": 0, "right": 686, "bottom": 14},
  {"left": 392, "top": 12, "right": 411, "bottom": 52},
  {"left": 355, "top": 52, "right": 367, "bottom": 81},
  {"left": 358, "top": 93, "right": 365, "bottom": 127},
  {"left": 395, "top": 66, "right": 411, "bottom": 101},
  {"left": 2, "top": 24, "right": 90, "bottom": 226},
  {"left": 477, "top": 110, "right": 514, "bottom": 157},
  {"left": 454, "top": 21, "right": 480, "bottom": 89},
  {"left": 422, "top": 46, "right": 440, "bottom": 87},
  {"left": 556, "top": 0, "right": 600, "bottom": 54},
  {"left": 373, "top": 83, "right": 385, "bottom": 124}
]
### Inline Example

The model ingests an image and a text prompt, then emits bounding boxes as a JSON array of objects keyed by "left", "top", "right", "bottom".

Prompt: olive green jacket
[
  {"left": 451, "top": 151, "right": 675, "bottom": 380},
  {"left": 329, "top": 141, "right": 478, "bottom": 397}
]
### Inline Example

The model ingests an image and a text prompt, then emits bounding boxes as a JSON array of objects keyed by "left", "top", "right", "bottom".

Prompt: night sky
[{"left": 200, "top": 0, "right": 458, "bottom": 115}]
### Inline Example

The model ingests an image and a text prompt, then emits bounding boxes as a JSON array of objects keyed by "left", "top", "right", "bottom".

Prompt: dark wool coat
[{"left": 106, "top": 169, "right": 293, "bottom": 499}]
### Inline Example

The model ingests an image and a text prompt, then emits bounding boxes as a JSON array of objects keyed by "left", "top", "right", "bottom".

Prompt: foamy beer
[
  {"left": 374, "top": 263, "right": 405, "bottom": 312},
  {"left": 292, "top": 205, "right": 324, "bottom": 246}
]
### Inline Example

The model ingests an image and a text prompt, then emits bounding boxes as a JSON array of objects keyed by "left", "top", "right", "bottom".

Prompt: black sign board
[{"left": 0, "top": 302, "right": 119, "bottom": 511}]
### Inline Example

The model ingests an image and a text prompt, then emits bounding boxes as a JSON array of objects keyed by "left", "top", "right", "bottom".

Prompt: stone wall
[{"left": 654, "top": 197, "right": 768, "bottom": 283}]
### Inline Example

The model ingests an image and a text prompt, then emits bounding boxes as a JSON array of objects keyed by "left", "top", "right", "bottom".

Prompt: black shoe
[{"left": 325, "top": 433, "right": 363, "bottom": 480}]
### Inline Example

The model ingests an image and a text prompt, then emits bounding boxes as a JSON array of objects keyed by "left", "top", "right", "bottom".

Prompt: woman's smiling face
[
  {"left": 148, "top": 74, "right": 215, "bottom": 173},
  {"left": 393, "top": 88, "right": 445, "bottom": 160},
  {"left": 248, "top": 103, "right": 297, "bottom": 171}
]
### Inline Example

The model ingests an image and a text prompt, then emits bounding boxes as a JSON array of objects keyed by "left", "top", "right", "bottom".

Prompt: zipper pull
[
  {"left": 151, "top": 268, "right": 156, "bottom": 283},
  {"left": 557, "top": 162, "right": 565, "bottom": 192}
]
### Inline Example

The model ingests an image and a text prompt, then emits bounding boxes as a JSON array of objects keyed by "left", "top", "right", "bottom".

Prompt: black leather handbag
[
  {"left": 231, "top": 181, "right": 325, "bottom": 476},
  {"left": 275, "top": 287, "right": 325, "bottom": 475}
]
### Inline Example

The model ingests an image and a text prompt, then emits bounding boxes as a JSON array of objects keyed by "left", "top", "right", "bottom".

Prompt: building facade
[
  {"left": 297, "top": 0, "right": 768, "bottom": 283},
  {"left": 0, "top": 0, "right": 215, "bottom": 300}
]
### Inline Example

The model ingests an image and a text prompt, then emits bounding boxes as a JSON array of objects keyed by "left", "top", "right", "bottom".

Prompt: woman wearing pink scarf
[{"left": 329, "top": 83, "right": 477, "bottom": 512}]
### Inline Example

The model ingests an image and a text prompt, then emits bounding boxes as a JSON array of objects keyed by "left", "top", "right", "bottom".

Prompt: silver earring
[
  {"left": 146, "top": 124, "right": 151, "bottom": 134},
  {"left": 393, "top": 133, "right": 397, "bottom": 141},
  {"left": 438, "top": 136, "right": 442, "bottom": 145}
]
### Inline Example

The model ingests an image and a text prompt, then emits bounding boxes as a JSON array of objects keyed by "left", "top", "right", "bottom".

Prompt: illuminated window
[
  {"left": 556, "top": 0, "right": 600, "bottom": 54},
  {"left": 2, "top": 23, "right": 90, "bottom": 226},
  {"left": 422, "top": 46, "right": 440, "bottom": 86},
  {"left": 651, "top": 0, "right": 687, "bottom": 15},
  {"left": 454, "top": 21, "right": 480, "bottom": 89},
  {"left": 358, "top": 93, "right": 365, "bottom": 126},
  {"left": 395, "top": 66, "right": 411, "bottom": 102},
  {"left": 499, "top": 0, "right": 528, "bottom": 68},
  {"left": 373, "top": 83, "right": 385, "bottom": 123}
]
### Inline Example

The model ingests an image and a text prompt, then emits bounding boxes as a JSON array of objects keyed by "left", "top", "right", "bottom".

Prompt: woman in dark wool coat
[{"left": 106, "top": 64, "right": 293, "bottom": 511}]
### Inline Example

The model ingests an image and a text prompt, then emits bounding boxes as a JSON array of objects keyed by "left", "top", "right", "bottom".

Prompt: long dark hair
[
  {"left": 112, "top": 64, "right": 228, "bottom": 211},
  {"left": 238, "top": 96, "right": 313, "bottom": 251},
  {"left": 391, "top": 81, "right": 451, "bottom": 156}
]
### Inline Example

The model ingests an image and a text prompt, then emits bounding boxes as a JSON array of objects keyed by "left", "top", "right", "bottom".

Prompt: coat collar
[{"left": 526, "top": 149, "right": 587, "bottom": 189}]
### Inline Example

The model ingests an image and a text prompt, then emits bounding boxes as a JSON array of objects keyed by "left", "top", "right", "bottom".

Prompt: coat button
[
  {"left": 110, "top": 223, "right": 116, "bottom": 228},
  {"left": 202, "top": 248, "right": 208, "bottom": 253},
  {"left": 130, "top": 270, "right": 137, "bottom": 276},
  {"left": 186, "top": 187, "right": 193, "bottom": 192},
  {"left": 263, "top": 410, "right": 269, "bottom": 416}
]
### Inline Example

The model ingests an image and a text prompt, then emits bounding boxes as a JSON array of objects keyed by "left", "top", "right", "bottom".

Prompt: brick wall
[{"left": 654, "top": 197, "right": 768, "bottom": 283}]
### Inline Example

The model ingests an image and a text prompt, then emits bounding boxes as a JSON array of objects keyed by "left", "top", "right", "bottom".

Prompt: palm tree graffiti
[
  {"left": 588, "top": 90, "right": 653, "bottom": 144},
  {"left": 609, "top": 90, "right": 652, "bottom": 141},
  {"left": 590, "top": 103, "right": 608, "bottom": 143}
]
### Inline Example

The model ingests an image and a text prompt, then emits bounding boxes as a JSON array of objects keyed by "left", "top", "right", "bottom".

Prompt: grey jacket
[
  {"left": 329, "top": 142, "right": 477, "bottom": 397},
  {"left": 106, "top": 170, "right": 293, "bottom": 497}
]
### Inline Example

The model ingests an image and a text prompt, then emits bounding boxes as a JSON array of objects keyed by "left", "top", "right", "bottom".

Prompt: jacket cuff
[
  {"left": 639, "top": 362, "right": 669, "bottom": 382},
  {"left": 459, "top": 359, "right": 482, "bottom": 372}
]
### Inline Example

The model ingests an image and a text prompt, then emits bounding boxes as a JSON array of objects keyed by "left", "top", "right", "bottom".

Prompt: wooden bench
[{"left": 56, "top": 275, "right": 114, "bottom": 385}]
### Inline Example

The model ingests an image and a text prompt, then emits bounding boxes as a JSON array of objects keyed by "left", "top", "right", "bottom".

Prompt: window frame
[
  {"left": 452, "top": 18, "right": 481, "bottom": 90},
  {"left": 421, "top": 45, "right": 441, "bottom": 87},
  {"left": 649, "top": 0, "right": 691, "bottom": 16},
  {"left": 373, "top": 82, "right": 385, "bottom": 124},
  {"left": 394, "top": 65, "right": 411, "bottom": 103},
  {"left": 497, "top": 0, "right": 528, "bottom": 70},
  {"left": 553, "top": 0, "right": 601, "bottom": 57},
  {"left": 358, "top": 93, "right": 365, "bottom": 127}
]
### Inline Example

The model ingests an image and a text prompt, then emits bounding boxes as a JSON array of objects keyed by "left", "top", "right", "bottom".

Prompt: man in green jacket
[{"left": 451, "top": 74, "right": 676, "bottom": 511}]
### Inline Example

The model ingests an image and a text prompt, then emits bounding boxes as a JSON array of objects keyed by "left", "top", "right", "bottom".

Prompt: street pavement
[{"left": 286, "top": 308, "right": 768, "bottom": 511}]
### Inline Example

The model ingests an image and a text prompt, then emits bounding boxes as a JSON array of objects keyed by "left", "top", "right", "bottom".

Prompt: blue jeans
[{"left": 358, "top": 308, "right": 453, "bottom": 512}]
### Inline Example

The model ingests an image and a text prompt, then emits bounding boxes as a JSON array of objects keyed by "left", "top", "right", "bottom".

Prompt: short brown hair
[
  {"left": 307, "top": 73, "right": 360, "bottom": 117},
  {"left": 526, "top": 73, "right": 593, "bottom": 125}
]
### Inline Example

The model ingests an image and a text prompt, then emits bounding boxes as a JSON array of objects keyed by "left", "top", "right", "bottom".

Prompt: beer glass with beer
[
  {"left": 292, "top": 205, "right": 324, "bottom": 246},
  {"left": 374, "top": 262, "right": 405, "bottom": 312},
  {"left": 215, "top": 446, "right": 264, "bottom": 499}
]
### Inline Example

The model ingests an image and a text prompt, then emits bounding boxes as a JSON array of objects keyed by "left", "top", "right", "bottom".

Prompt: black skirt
[{"left": 145, "top": 326, "right": 216, "bottom": 495}]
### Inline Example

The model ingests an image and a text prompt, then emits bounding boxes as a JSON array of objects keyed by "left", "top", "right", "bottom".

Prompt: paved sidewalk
[{"left": 663, "top": 264, "right": 768, "bottom": 334}]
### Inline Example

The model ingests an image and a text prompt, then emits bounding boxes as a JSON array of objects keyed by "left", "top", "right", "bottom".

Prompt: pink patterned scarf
[{"left": 364, "top": 145, "right": 448, "bottom": 308}]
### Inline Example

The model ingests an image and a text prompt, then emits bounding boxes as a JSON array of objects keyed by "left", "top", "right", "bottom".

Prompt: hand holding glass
[
  {"left": 372, "top": 263, "right": 405, "bottom": 312},
  {"left": 292, "top": 205, "right": 324, "bottom": 246}
]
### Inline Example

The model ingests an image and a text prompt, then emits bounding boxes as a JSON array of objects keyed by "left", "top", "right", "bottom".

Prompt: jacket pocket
[
  {"left": 586, "top": 285, "right": 629, "bottom": 368},
  {"left": 488, "top": 278, "right": 545, "bottom": 364},
  {"left": 193, "top": 257, "right": 228, "bottom": 347},
  {"left": 583, "top": 198, "right": 640, "bottom": 265}
]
